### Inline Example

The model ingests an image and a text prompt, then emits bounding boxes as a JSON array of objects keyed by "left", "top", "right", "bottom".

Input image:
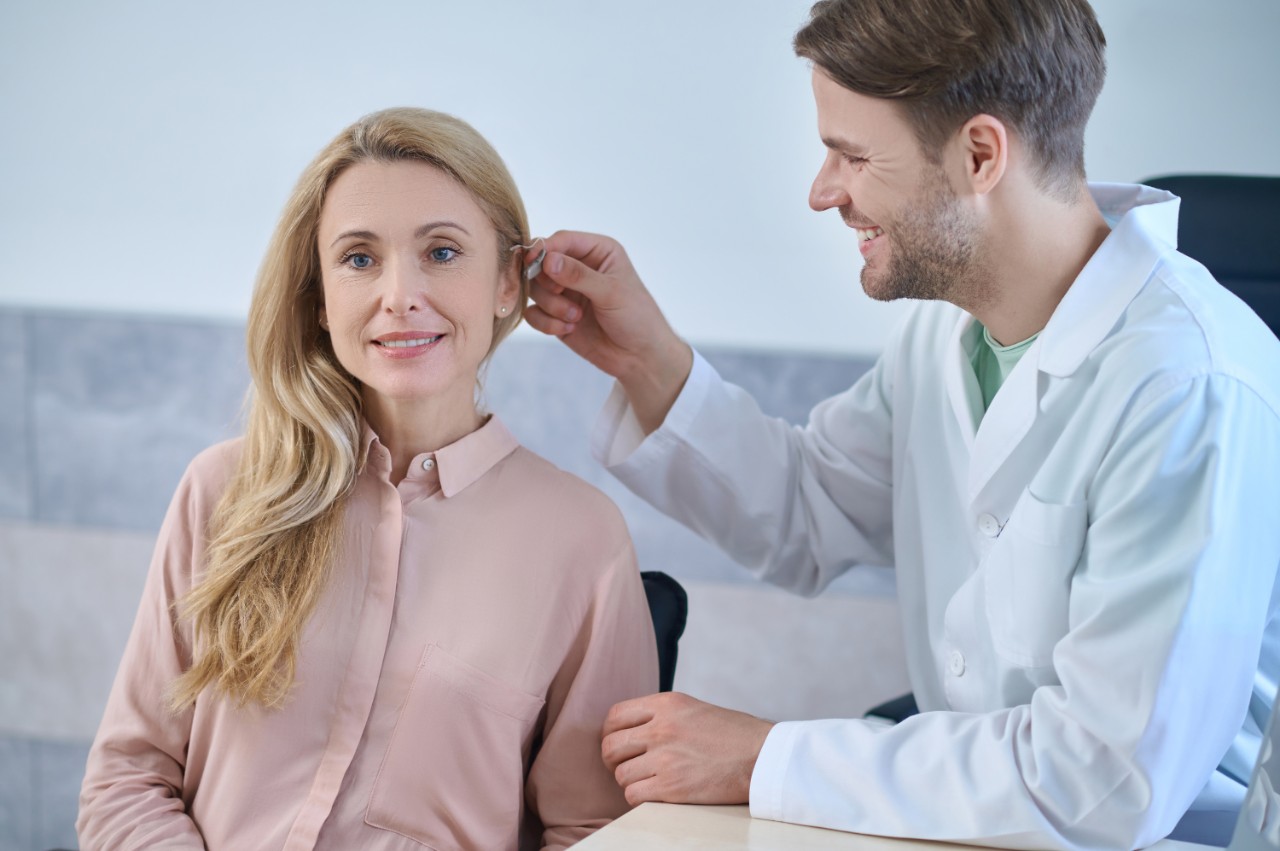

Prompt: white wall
[{"left": 0, "top": 0, "right": 1276, "bottom": 356}]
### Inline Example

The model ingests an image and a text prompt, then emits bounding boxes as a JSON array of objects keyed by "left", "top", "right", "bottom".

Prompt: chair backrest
[
  {"left": 640, "top": 571, "right": 688, "bottom": 693},
  {"left": 1144, "top": 174, "right": 1280, "bottom": 337}
]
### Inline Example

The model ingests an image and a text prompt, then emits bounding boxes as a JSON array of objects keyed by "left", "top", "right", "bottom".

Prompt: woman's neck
[{"left": 362, "top": 390, "right": 484, "bottom": 484}]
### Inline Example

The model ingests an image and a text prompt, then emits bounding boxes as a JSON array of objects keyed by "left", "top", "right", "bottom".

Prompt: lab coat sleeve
[
  {"left": 750, "top": 373, "right": 1280, "bottom": 850},
  {"left": 591, "top": 347, "right": 897, "bottom": 596},
  {"left": 77, "top": 461, "right": 211, "bottom": 850}
]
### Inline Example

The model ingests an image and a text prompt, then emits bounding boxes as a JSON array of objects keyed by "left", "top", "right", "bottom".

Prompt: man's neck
[{"left": 970, "top": 180, "right": 1111, "bottom": 346}]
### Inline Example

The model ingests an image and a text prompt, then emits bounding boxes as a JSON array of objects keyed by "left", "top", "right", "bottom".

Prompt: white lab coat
[{"left": 593, "top": 184, "right": 1280, "bottom": 849}]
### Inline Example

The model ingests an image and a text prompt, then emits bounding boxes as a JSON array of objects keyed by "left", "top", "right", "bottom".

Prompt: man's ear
[{"left": 958, "top": 113, "right": 1008, "bottom": 195}]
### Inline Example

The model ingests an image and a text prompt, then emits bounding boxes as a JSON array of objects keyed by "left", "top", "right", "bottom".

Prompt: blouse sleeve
[
  {"left": 77, "top": 456, "right": 219, "bottom": 850},
  {"left": 525, "top": 535, "right": 661, "bottom": 850}
]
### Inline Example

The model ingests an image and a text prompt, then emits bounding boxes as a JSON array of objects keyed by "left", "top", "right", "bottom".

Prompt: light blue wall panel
[
  {"left": 0, "top": 312, "right": 29, "bottom": 521},
  {"left": 30, "top": 312, "right": 247, "bottom": 531}
]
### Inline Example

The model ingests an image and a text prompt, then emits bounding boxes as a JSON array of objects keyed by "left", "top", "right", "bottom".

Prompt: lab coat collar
[
  {"left": 1035, "top": 182, "right": 1180, "bottom": 378},
  {"left": 959, "top": 183, "right": 1179, "bottom": 501}
]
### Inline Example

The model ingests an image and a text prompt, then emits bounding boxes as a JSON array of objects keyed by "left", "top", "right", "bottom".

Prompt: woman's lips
[{"left": 371, "top": 332, "right": 444, "bottom": 358}]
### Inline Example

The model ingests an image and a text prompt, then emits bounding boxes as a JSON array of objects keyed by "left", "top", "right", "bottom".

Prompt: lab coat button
[
  {"left": 948, "top": 650, "right": 966, "bottom": 677},
  {"left": 422, "top": 457, "right": 436, "bottom": 471},
  {"left": 977, "top": 513, "right": 1001, "bottom": 537}
]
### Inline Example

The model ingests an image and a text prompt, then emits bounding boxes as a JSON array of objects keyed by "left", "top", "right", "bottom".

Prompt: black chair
[
  {"left": 865, "top": 692, "right": 920, "bottom": 724},
  {"left": 641, "top": 571, "right": 688, "bottom": 692},
  {"left": 1144, "top": 174, "right": 1280, "bottom": 336}
]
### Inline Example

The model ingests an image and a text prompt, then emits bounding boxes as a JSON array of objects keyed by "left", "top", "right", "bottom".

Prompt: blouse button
[
  {"left": 948, "top": 650, "right": 966, "bottom": 677},
  {"left": 422, "top": 457, "right": 436, "bottom": 471},
  {"left": 977, "top": 513, "right": 1001, "bottom": 538}
]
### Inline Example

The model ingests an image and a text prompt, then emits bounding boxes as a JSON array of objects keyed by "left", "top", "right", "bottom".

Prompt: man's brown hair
[{"left": 794, "top": 0, "right": 1106, "bottom": 197}]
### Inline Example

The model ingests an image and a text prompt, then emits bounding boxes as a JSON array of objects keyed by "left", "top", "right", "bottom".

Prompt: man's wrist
[{"left": 619, "top": 338, "right": 694, "bottom": 435}]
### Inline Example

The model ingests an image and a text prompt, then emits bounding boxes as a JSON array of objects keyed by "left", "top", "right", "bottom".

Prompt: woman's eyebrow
[
  {"left": 330, "top": 229, "right": 378, "bottom": 248},
  {"left": 328, "top": 220, "right": 471, "bottom": 249},
  {"left": 414, "top": 220, "right": 470, "bottom": 239}
]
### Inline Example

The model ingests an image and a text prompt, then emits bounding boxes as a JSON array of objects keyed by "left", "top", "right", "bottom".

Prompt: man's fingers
[
  {"left": 620, "top": 771, "right": 666, "bottom": 806},
  {"left": 523, "top": 304, "right": 575, "bottom": 338},
  {"left": 539, "top": 251, "right": 620, "bottom": 304},
  {"left": 527, "top": 279, "right": 583, "bottom": 324},
  {"left": 602, "top": 726, "right": 649, "bottom": 773},
  {"left": 543, "top": 229, "right": 625, "bottom": 273},
  {"left": 602, "top": 696, "right": 658, "bottom": 737}
]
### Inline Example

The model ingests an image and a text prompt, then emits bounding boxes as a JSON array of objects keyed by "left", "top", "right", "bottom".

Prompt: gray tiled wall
[
  {"left": 0, "top": 735, "right": 87, "bottom": 851},
  {"left": 2, "top": 306, "right": 872, "bottom": 582},
  {"left": 28, "top": 312, "right": 248, "bottom": 531}
]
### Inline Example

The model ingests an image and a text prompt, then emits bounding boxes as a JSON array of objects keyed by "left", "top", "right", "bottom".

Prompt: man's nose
[{"left": 809, "top": 152, "right": 849, "bottom": 212}]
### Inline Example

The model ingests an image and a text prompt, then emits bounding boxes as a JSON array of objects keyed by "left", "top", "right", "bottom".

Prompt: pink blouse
[{"left": 78, "top": 416, "right": 659, "bottom": 850}]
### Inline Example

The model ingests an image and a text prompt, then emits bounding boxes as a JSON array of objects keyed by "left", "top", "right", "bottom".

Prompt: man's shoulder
[{"left": 1100, "top": 251, "right": 1280, "bottom": 406}]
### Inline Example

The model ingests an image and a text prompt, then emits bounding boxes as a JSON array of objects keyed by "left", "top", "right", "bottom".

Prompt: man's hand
[
  {"left": 523, "top": 230, "right": 693, "bottom": 434},
  {"left": 600, "top": 692, "right": 774, "bottom": 806}
]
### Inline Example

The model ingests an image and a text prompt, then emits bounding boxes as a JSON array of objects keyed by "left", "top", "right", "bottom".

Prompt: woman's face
[{"left": 316, "top": 160, "right": 518, "bottom": 415}]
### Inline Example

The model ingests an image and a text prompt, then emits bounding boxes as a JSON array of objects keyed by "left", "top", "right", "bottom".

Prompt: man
[{"left": 524, "top": 0, "right": 1280, "bottom": 846}]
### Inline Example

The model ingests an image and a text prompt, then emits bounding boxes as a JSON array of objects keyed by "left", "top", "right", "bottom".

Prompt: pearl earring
[{"left": 500, "top": 306, "right": 509, "bottom": 315}]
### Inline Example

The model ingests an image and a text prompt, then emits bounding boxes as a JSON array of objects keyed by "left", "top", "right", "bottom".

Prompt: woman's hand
[{"left": 524, "top": 230, "right": 693, "bottom": 434}]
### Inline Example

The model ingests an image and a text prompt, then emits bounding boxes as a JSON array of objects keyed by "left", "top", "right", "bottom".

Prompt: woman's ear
[
  {"left": 958, "top": 113, "right": 1008, "bottom": 195},
  {"left": 318, "top": 306, "right": 329, "bottom": 331},
  {"left": 495, "top": 260, "right": 520, "bottom": 317}
]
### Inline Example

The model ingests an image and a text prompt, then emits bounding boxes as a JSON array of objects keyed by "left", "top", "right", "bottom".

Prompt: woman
[{"left": 77, "top": 107, "right": 659, "bottom": 851}]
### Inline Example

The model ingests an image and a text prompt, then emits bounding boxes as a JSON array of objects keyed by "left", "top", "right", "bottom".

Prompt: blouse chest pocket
[
  {"left": 366, "top": 644, "right": 545, "bottom": 851},
  {"left": 982, "top": 492, "right": 1087, "bottom": 669}
]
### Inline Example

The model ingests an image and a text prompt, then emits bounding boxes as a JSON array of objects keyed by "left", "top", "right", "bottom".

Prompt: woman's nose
[
  {"left": 809, "top": 153, "right": 849, "bottom": 212},
  {"left": 381, "top": 256, "right": 425, "bottom": 314}
]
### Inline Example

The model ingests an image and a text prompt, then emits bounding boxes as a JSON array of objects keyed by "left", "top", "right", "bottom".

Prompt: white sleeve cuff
[
  {"left": 749, "top": 720, "right": 802, "bottom": 821},
  {"left": 589, "top": 349, "right": 716, "bottom": 470}
]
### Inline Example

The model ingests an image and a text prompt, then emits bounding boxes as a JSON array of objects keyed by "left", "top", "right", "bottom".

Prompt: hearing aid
[{"left": 511, "top": 238, "right": 547, "bottom": 281}]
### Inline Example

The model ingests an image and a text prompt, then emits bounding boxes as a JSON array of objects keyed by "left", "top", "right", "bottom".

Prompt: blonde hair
[{"left": 169, "top": 108, "right": 530, "bottom": 709}]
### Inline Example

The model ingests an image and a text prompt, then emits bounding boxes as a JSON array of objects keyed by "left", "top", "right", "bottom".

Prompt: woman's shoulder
[
  {"left": 491, "top": 446, "right": 631, "bottom": 542},
  {"left": 186, "top": 437, "right": 244, "bottom": 483},
  {"left": 486, "top": 447, "right": 641, "bottom": 598},
  {"left": 505, "top": 446, "right": 623, "bottom": 512},
  {"left": 172, "top": 437, "right": 245, "bottom": 513}
]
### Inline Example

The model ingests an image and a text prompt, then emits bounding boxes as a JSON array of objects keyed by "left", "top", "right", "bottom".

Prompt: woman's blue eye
[
  {"left": 430, "top": 247, "right": 457, "bottom": 263},
  {"left": 348, "top": 253, "right": 373, "bottom": 269}
]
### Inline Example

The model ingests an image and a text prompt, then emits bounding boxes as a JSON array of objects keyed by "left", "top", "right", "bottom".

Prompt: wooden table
[{"left": 575, "top": 803, "right": 1217, "bottom": 850}]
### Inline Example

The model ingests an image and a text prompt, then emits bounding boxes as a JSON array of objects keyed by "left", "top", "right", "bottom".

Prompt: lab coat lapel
[
  {"left": 944, "top": 313, "right": 982, "bottom": 454},
  {"left": 966, "top": 183, "right": 1178, "bottom": 502},
  {"left": 967, "top": 346, "right": 1041, "bottom": 501}
]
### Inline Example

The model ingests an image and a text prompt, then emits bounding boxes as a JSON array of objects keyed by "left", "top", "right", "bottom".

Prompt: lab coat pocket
[
  {"left": 366, "top": 643, "right": 545, "bottom": 851},
  {"left": 983, "top": 493, "right": 1087, "bottom": 668}
]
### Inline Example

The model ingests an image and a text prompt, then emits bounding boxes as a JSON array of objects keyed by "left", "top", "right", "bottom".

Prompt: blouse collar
[{"left": 360, "top": 414, "right": 520, "bottom": 497}]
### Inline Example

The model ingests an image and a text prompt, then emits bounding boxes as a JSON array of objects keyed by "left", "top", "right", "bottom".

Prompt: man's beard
[{"left": 860, "top": 175, "right": 990, "bottom": 310}]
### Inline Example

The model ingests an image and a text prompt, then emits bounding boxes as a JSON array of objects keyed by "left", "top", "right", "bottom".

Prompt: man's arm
[
  {"left": 524, "top": 230, "right": 692, "bottom": 434},
  {"left": 600, "top": 373, "right": 1280, "bottom": 849}
]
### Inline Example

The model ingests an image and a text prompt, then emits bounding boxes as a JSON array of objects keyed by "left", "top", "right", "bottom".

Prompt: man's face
[{"left": 808, "top": 69, "right": 986, "bottom": 307}]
